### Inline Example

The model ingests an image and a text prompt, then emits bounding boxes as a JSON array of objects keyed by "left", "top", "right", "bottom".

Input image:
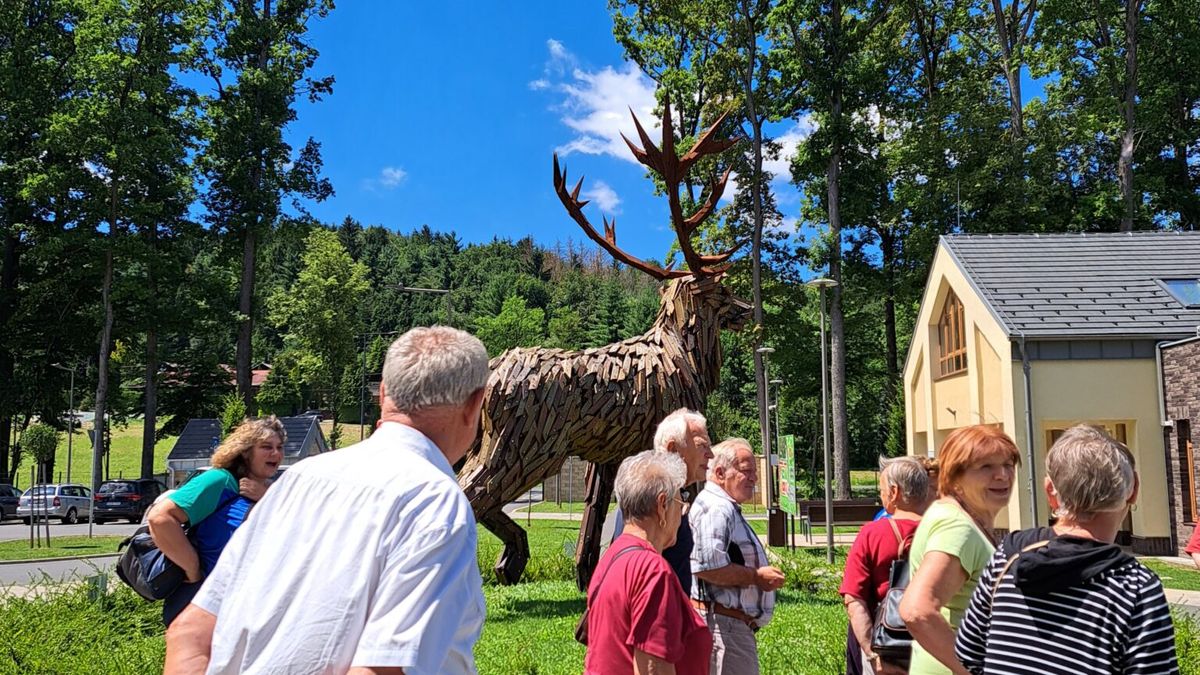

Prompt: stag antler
[{"left": 553, "top": 96, "right": 745, "bottom": 279}]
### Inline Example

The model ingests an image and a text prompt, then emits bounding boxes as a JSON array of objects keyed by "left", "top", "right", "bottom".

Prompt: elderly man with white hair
[
  {"left": 612, "top": 407, "right": 714, "bottom": 591},
  {"left": 165, "top": 326, "right": 491, "bottom": 675},
  {"left": 689, "top": 437, "right": 786, "bottom": 675}
]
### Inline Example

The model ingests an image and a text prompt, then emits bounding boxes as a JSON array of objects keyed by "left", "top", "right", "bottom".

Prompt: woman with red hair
[{"left": 898, "top": 425, "right": 1019, "bottom": 675}]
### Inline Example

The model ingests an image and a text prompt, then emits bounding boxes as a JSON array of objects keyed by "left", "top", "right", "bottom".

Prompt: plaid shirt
[{"left": 689, "top": 481, "right": 775, "bottom": 625}]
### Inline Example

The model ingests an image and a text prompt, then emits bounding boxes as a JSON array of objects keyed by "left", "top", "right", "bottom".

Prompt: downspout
[{"left": 1018, "top": 335, "right": 1039, "bottom": 526}]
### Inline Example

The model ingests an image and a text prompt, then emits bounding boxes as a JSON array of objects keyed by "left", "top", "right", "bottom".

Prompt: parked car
[
  {"left": 0, "top": 484, "right": 20, "bottom": 520},
  {"left": 16, "top": 484, "right": 93, "bottom": 524},
  {"left": 93, "top": 479, "right": 166, "bottom": 524}
]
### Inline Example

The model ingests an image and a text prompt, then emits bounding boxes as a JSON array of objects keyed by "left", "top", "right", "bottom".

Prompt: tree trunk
[
  {"left": 990, "top": 0, "right": 1025, "bottom": 138},
  {"left": 0, "top": 230, "right": 18, "bottom": 484},
  {"left": 827, "top": 8, "right": 851, "bottom": 499},
  {"left": 93, "top": 246, "right": 115, "bottom": 492},
  {"left": 142, "top": 220, "right": 158, "bottom": 478},
  {"left": 1118, "top": 0, "right": 1141, "bottom": 231},
  {"left": 236, "top": 226, "right": 256, "bottom": 411}
]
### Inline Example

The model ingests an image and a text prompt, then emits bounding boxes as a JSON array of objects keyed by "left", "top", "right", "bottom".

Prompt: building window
[
  {"left": 1047, "top": 422, "right": 1129, "bottom": 449},
  {"left": 937, "top": 292, "right": 967, "bottom": 377}
]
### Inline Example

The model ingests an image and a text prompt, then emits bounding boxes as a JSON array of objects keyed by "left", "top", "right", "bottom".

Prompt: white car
[{"left": 17, "top": 484, "right": 93, "bottom": 524}]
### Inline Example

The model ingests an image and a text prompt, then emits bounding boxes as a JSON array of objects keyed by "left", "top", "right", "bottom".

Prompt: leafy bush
[
  {"left": 218, "top": 392, "right": 247, "bottom": 438},
  {"left": 769, "top": 545, "right": 848, "bottom": 597}
]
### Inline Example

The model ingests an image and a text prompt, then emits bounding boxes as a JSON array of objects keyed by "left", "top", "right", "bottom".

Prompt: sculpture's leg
[
  {"left": 480, "top": 508, "right": 529, "bottom": 585},
  {"left": 574, "top": 460, "right": 619, "bottom": 592}
]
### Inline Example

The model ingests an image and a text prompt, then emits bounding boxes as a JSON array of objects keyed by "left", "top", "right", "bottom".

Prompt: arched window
[{"left": 938, "top": 292, "right": 967, "bottom": 377}]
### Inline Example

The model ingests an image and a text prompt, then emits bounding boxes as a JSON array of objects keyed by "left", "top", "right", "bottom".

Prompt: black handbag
[
  {"left": 870, "top": 518, "right": 914, "bottom": 667},
  {"left": 116, "top": 493, "right": 245, "bottom": 601},
  {"left": 575, "top": 544, "right": 644, "bottom": 645}
]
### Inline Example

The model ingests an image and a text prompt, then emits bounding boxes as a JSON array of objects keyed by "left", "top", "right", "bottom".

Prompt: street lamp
[
  {"left": 50, "top": 364, "right": 78, "bottom": 483},
  {"left": 757, "top": 345, "right": 786, "bottom": 547},
  {"left": 806, "top": 277, "right": 838, "bottom": 563},
  {"left": 392, "top": 283, "right": 452, "bottom": 325}
]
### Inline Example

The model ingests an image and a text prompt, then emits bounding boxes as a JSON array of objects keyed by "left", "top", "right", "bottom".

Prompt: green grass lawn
[
  {"left": 1146, "top": 559, "right": 1200, "bottom": 591},
  {"left": 0, "top": 536, "right": 125, "bottom": 562}
]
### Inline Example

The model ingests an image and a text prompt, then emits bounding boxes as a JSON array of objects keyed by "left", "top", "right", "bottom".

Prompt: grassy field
[
  {"left": 0, "top": 536, "right": 125, "bottom": 562},
  {"left": 1148, "top": 559, "right": 1200, "bottom": 591},
  {"left": 2, "top": 516, "right": 1200, "bottom": 673}
]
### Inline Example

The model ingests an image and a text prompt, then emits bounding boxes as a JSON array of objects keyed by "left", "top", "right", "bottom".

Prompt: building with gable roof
[
  {"left": 165, "top": 415, "right": 329, "bottom": 486},
  {"left": 904, "top": 231, "right": 1200, "bottom": 553}
]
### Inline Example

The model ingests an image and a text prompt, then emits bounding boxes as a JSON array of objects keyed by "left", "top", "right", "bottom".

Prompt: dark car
[
  {"left": 93, "top": 479, "right": 166, "bottom": 524},
  {"left": 0, "top": 484, "right": 20, "bottom": 520}
]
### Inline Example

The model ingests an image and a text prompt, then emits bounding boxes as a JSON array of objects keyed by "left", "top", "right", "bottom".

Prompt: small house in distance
[
  {"left": 165, "top": 415, "right": 329, "bottom": 486},
  {"left": 903, "top": 231, "right": 1200, "bottom": 554}
]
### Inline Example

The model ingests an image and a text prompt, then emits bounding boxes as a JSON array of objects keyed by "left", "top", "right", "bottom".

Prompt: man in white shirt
[
  {"left": 164, "top": 326, "right": 491, "bottom": 675},
  {"left": 689, "top": 437, "right": 786, "bottom": 675}
]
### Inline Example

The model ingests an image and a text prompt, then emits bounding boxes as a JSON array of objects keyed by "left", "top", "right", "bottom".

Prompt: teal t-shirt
[
  {"left": 907, "top": 499, "right": 995, "bottom": 675},
  {"left": 169, "top": 468, "right": 253, "bottom": 574}
]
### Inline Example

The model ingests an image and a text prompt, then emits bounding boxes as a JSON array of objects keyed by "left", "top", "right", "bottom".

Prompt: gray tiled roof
[
  {"left": 167, "top": 416, "right": 326, "bottom": 461},
  {"left": 943, "top": 232, "right": 1200, "bottom": 339}
]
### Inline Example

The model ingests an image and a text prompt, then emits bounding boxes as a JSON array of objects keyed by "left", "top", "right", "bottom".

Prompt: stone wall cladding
[{"left": 1163, "top": 338, "right": 1200, "bottom": 556}]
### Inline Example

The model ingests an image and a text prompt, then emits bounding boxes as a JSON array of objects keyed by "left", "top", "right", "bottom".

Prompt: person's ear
[
  {"left": 463, "top": 387, "right": 485, "bottom": 424},
  {"left": 1129, "top": 472, "right": 1141, "bottom": 506},
  {"left": 1044, "top": 476, "right": 1060, "bottom": 513}
]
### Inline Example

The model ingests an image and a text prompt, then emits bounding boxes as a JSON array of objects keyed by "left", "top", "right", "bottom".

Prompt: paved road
[
  {"left": 0, "top": 555, "right": 117, "bottom": 586},
  {"left": 0, "top": 520, "right": 139, "bottom": 542}
]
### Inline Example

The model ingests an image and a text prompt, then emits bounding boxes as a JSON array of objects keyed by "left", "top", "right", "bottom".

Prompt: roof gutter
[{"left": 1018, "top": 335, "right": 1039, "bottom": 526}]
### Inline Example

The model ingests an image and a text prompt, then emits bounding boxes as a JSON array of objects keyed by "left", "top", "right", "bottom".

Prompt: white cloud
[
  {"left": 379, "top": 166, "right": 407, "bottom": 188},
  {"left": 721, "top": 117, "right": 817, "bottom": 203},
  {"left": 533, "top": 40, "right": 659, "bottom": 164},
  {"left": 582, "top": 180, "right": 621, "bottom": 214}
]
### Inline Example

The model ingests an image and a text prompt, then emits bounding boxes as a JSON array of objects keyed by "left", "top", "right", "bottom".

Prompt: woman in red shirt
[
  {"left": 840, "top": 456, "right": 935, "bottom": 675},
  {"left": 584, "top": 450, "right": 712, "bottom": 675}
]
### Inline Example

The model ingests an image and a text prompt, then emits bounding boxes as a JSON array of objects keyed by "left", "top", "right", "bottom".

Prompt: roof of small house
[
  {"left": 166, "top": 415, "right": 328, "bottom": 463},
  {"left": 942, "top": 232, "right": 1200, "bottom": 340}
]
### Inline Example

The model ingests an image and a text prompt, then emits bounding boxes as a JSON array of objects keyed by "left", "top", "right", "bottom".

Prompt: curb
[{"left": 0, "top": 552, "right": 118, "bottom": 566}]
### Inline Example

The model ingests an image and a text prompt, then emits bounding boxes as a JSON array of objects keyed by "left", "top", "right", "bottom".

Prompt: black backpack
[{"left": 870, "top": 518, "right": 914, "bottom": 667}]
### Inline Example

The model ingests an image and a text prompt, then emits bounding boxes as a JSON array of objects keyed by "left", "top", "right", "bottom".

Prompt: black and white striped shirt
[{"left": 955, "top": 535, "right": 1179, "bottom": 675}]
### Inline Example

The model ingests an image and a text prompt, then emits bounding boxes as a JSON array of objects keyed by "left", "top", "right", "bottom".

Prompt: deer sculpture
[{"left": 457, "top": 99, "right": 750, "bottom": 587}]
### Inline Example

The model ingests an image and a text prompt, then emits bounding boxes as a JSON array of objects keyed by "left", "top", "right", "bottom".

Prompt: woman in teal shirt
[
  {"left": 899, "top": 425, "right": 1020, "bottom": 675},
  {"left": 148, "top": 417, "right": 284, "bottom": 626}
]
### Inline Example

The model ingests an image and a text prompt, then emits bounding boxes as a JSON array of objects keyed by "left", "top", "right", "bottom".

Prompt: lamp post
[
  {"left": 757, "top": 345, "right": 786, "bottom": 546},
  {"left": 50, "top": 364, "right": 78, "bottom": 483},
  {"left": 392, "top": 283, "right": 452, "bottom": 324},
  {"left": 806, "top": 277, "right": 838, "bottom": 563}
]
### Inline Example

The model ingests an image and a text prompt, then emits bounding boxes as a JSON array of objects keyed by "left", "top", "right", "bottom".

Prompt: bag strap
[
  {"left": 989, "top": 539, "right": 1050, "bottom": 601},
  {"left": 586, "top": 544, "right": 648, "bottom": 609},
  {"left": 886, "top": 517, "right": 910, "bottom": 559}
]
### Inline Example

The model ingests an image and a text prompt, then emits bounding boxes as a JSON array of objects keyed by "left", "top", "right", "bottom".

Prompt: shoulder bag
[
  {"left": 116, "top": 493, "right": 245, "bottom": 601},
  {"left": 574, "top": 544, "right": 645, "bottom": 646},
  {"left": 870, "top": 518, "right": 915, "bottom": 666}
]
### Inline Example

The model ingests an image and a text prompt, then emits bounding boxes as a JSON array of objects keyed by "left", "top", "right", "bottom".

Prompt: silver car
[{"left": 17, "top": 484, "right": 93, "bottom": 524}]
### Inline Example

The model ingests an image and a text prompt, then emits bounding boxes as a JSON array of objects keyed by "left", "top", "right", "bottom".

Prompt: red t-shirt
[
  {"left": 583, "top": 534, "right": 712, "bottom": 675},
  {"left": 1185, "top": 527, "right": 1200, "bottom": 554},
  {"left": 838, "top": 517, "right": 921, "bottom": 615}
]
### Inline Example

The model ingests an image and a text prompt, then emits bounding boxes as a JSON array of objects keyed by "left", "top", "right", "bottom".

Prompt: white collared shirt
[
  {"left": 689, "top": 481, "right": 775, "bottom": 625},
  {"left": 193, "top": 422, "right": 485, "bottom": 674}
]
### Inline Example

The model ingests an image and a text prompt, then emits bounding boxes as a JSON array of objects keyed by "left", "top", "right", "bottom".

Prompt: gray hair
[
  {"left": 879, "top": 455, "right": 930, "bottom": 503},
  {"left": 615, "top": 450, "right": 687, "bottom": 520},
  {"left": 653, "top": 408, "right": 706, "bottom": 454},
  {"left": 1047, "top": 424, "right": 1136, "bottom": 522},
  {"left": 382, "top": 326, "right": 490, "bottom": 413},
  {"left": 710, "top": 438, "right": 754, "bottom": 478}
]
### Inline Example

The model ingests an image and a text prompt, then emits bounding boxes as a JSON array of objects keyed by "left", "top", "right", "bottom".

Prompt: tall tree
[
  {"left": 778, "top": 0, "right": 889, "bottom": 498},
  {"left": 197, "top": 0, "right": 334, "bottom": 411}
]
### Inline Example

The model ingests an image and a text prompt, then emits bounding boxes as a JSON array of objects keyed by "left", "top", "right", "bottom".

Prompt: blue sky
[
  {"left": 284, "top": 3, "right": 1049, "bottom": 263},
  {"left": 286, "top": 2, "right": 782, "bottom": 263}
]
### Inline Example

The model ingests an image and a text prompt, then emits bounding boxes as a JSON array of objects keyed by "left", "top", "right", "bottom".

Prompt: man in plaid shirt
[{"left": 689, "top": 438, "right": 786, "bottom": 675}]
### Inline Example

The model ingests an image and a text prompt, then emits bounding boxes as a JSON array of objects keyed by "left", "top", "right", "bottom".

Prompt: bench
[{"left": 793, "top": 499, "right": 881, "bottom": 542}]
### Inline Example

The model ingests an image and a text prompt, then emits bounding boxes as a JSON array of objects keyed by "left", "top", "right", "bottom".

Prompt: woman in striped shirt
[{"left": 955, "top": 424, "right": 1178, "bottom": 675}]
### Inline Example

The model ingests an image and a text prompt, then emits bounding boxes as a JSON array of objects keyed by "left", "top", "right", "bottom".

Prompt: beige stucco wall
[
  {"left": 1015, "top": 358, "right": 1170, "bottom": 538},
  {"left": 903, "top": 244, "right": 1016, "bottom": 464}
]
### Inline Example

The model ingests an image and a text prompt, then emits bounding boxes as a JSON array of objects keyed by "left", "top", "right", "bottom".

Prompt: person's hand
[
  {"left": 239, "top": 478, "right": 266, "bottom": 502},
  {"left": 754, "top": 566, "right": 785, "bottom": 592}
]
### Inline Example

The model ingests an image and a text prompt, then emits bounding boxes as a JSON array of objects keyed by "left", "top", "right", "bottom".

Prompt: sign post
[{"left": 778, "top": 435, "right": 796, "bottom": 516}]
